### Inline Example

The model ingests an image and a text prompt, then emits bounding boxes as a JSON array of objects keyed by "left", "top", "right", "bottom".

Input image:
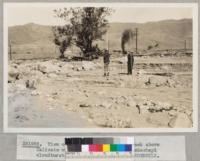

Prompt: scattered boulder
[
  {"left": 136, "top": 104, "right": 149, "bottom": 114},
  {"left": 25, "top": 80, "right": 36, "bottom": 89},
  {"left": 137, "top": 70, "right": 146, "bottom": 75},
  {"left": 31, "top": 90, "right": 40, "bottom": 96},
  {"left": 72, "top": 66, "right": 83, "bottom": 71},
  {"left": 29, "top": 70, "right": 44, "bottom": 77},
  {"left": 144, "top": 76, "right": 176, "bottom": 87},
  {"left": 37, "top": 62, "right": 60, "bottom": 74},
  {"left": 47, "top": 73, "right": 58, "bottom": 78},
  {"left": 15, "top": 115, "right": 29, "bottom": 122},
  {"left": 37, "top": 64, "right": 47, "bottom": 74},
  {"left": 146, "top": 113, "right": 170, "bottom": 127},
  {"left": 8, "top": 67, "right": 21, "bottom": 83},
  {"left": 115, "top": 96, "right": 127, "bottom": 104},
  {"left": 152, "top": 76, "right": 167, "bottom": 86},
  {"left": 149, "top": 102, "right": 174, "bottom": 113},
  {"left": 168, "top": 110, "right": 178, "bottom": 117},
  {"left": 52, "top": 92, "right": 58, "bottom": 95},
  {"left": 168, "top": 113, "right": 192, "bottom": 128},
  {"left": 145, "top": 77, "right": 151, "bottom": 85},
  {"left": 99, "top": 101, "right": 112, "bottom": 108},
  {"left": 15, "top": 84, "right": 26, "bottom": 91},
  {"left": 136, "top": 100, "right": 154, "bottom": 114},
  {"left": 96, "top": 117, "right": 133, "bottom": 128},
  {"left": 61, "top": 63, "right": 74, "bottom": 71},
  {"left": 166, "top": 78, "right": 177, "bottom": 87},
  {"left": 82, "top": 61, "right": 95, "bottom": 71},
  {"left": 126, "top": 98, "right": 136, "bottom": 107},
  {"left": 136, "top": 100, "right": 174, "bottom": 114},
  {"left": 184, "top": 109, "right": 192, "bottom": 117}
]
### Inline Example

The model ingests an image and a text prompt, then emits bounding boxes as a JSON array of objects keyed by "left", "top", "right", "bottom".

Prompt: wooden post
[
  {"left": 135, "top": 28, "right": 138, "bottom": 54},
  {"left": 107, "top": 31, "right": 109, "bottom": 51},
  {"left": 184, "top": 40, "right": 187, "bottom": 54},
  {"left": 9, "top": 40, "right": 12, "bottom": 60}
]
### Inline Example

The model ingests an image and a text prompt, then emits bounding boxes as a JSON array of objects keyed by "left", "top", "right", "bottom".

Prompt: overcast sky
[{"left": 5, "top": 6, "right": 193, "bottom": 26}]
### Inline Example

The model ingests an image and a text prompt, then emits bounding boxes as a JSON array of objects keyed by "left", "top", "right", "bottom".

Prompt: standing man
[
  {"left": 132, "top": 53, "right": 134, "bottom": 72},
  {"left": 103, "top": 50, "right": 110, "bottom": 76},
  {"left": 127, "top": 52, "right": 133, "bottom": 75}
]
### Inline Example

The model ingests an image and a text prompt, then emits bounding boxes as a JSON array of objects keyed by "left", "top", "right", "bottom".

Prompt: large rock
[
  {"left": 72, "top": 66, "right": 83, "bottom": 71},
  {"left": 29, "top": 70, "right": 44, "bottom": 77},
  {"left": 8, "top": 67, "right": 21, "bottom": 83},
  {"left": 168, "top": 113, "right": 192, "bottom": 128},
  {"left": 115, "top": 96, "right": 127, "bottom": 104},
  {"left": 136, "top": 104, "right": 148, "bottom": 114},
  {"left": 81, "top": 61, "right": 95, "bottom": 71},
  {"left": 60, "top": 63, "right": 74, "bottom": 71},
  {"left": 166, "top": 78, "right": 176, "bottom": 87},
  {"left": 145, "top": 76, "right": 168, "bottom": 87},
  {"left": 25, "top": 80, "right": 36, "bottom": 89},
  {"left": 99, "top": 101, "right": 112, "bottom": 108},
  {"left": 136, "top": 100, "right": 174, "bottom": 114},
  {"left": 146, "top": 113, "right": 170, "bottom": 127},
  {"left": 127, "top": 98, "right": 136, "bottom": 107},
  {"left": 37, "top": 62, "right": 60, "bottom": 74},
  {"left": 47, "top": 73, "right": 58, "bottom": 78},
  {"left": 31, "top": 90, "right": 41, "bottom": 96},
  {"left": 15, "top": 115, "right": 29, "bottom": 122},
  {"left": 137, "top": 70, "right": 146, "bottom": 75},
  {"left": 96, "top": 116, "right": 133, "bottom": 128},
  {"left": 149, "top": 101, "right": 174, "bottom": 112},
  {"left": 136, "top": 99, "right": 156, "bottom": 114}
]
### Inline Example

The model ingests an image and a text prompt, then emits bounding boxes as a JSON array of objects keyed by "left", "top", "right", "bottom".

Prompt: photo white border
[{"left": 3, "top": 2, "right": 198, "bottom": 133}]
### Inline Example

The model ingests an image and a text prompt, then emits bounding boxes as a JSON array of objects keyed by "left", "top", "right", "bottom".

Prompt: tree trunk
[{"left": 60, "top": 52, "right": 65, "bottom": 58}]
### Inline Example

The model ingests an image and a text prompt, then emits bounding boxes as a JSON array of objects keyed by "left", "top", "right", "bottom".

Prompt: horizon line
[{"left": 8, "top": 18, "right": 192, "bottom": 27}]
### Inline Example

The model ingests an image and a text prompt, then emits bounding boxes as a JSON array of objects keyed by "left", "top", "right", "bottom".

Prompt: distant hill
[
  {"left": 8, "top": 19, "right": 192, "bottom": 59},
  {"left": 107, "top": 19, "right": 192, "bottom": 50},
  {"left": 9, "top": 23, "right": 54, "bottom": 45}
]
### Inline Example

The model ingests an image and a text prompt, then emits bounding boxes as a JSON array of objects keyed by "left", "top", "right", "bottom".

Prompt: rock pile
[
  {"left": 136, "top": 99, "right": 175, "bottom": 114},
  {"left": 144, "top": 76, "right": 177, "bottom": 87},
  {"left": 96, "top": 116, "right": 133, "bottom": 128}
]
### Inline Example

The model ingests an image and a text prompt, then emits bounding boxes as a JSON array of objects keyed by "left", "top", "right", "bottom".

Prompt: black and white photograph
[{"left": 3, "top": 3, "right": 198, "bottom": 132}]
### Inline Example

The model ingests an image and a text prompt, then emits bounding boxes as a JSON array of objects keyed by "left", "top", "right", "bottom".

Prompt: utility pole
[
  {"left": 9, "top": 40, "right": 12, "bottom": 60},
  {"left": 107, "top": 31, "right": 109, "bottom": 51},
  {"left": 184, "top": 40, "right": 187, "bottom": 54},
  {"left": 135, "top": 28, "right": 138, "bottom": 54}
]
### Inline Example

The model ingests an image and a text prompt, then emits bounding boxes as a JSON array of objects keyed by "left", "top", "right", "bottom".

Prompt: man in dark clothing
[
  {"left": 127, "top": 52, "right": 134, "bottom": 75},
  {"left": 103, "top": 50, "right": 110, "bottom": 76},
  {"left": 132, "top": 54, "right": 134, "bottom": 70}
]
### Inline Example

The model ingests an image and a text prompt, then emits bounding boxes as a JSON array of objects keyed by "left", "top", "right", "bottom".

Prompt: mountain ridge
[{"left": 8, "top": 18, "right": 192, "bottom": 59}]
